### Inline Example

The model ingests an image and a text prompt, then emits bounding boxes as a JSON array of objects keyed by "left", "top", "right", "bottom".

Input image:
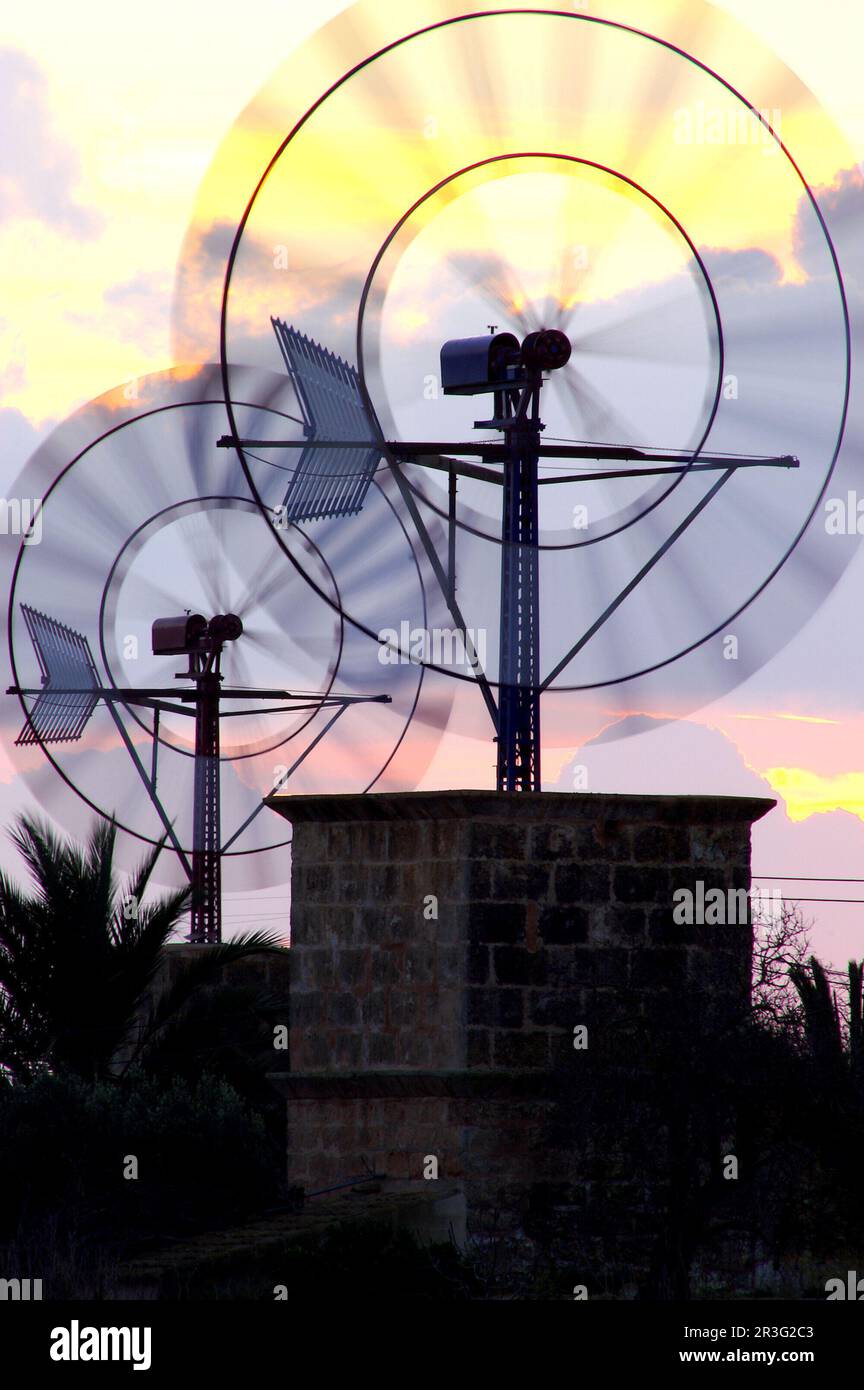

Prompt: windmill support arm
[
  {"left": 220, "top": 702, "right": 350, "bottom": 852},
  {"left": 383, "top": 456, "right": 500, "bottom": 733},
  {"left": 103, "top": 700, "right": 193, "bottom": 879},
  {"left": 397, "top": 453, "right": 504, "bottom": 485},
  {"left": 392, "top": 447, "right": 799, "bottom": 483},
  {"left": 7, "top": 687, "right": 390, "bottom": 707},
  {"left": 536, "top": 457, "right": 800, "bottom": 484},
  {"left": 448, "top": 464, "right": 457, "bottom": 604},
  {"left": 151, "top": 709, "right": 159, "bottom": 790},
  {"left": 219, "top": 434, "right": 797, "bottom": 483},
  {"left": 539, "top": 466, "right": 737, "bottom": 692}
]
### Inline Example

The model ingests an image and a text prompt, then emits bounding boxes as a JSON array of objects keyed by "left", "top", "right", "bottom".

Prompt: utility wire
[
  {"left": 773, "top": 897, "right": 864, "bottom": 906},
  {"left": 754, "top": 875, "right": 864, "bottom": 883}
]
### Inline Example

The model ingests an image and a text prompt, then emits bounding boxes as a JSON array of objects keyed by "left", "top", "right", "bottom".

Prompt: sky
[{"left": 0, "top": 0, "right": 863, "bottom": 958}]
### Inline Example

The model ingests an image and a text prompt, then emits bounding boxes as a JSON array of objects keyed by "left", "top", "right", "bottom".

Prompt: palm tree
[
  {"left": 0, "top": 814, "right": 283, "bottom": 1084},
  {"left": 789, "top": 955, "right": 864, "bottom": 1087}
]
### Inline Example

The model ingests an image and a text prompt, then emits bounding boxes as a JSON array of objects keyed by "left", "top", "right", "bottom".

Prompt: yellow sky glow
[
  {"left": 0, "top": 0, "right": 859, "bottom": 426},
  {"left": 763, "top": 768, "right": 864, "bottom": 823}
]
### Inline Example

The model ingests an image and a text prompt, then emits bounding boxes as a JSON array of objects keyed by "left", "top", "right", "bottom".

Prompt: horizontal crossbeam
[
  {"left": 9, "top": 686, "right": 389, "bottom": 704},
  {"left": 219, "top": 433, "right": 798, "bottom": 485}
]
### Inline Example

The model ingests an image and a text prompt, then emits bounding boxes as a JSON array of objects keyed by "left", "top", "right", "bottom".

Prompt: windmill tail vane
[
  {"left": 14, "top": 603, "right": 101, "bottom": 745},
  {"left": 271, "top": 317, "right": 379, "bottom": 522}
]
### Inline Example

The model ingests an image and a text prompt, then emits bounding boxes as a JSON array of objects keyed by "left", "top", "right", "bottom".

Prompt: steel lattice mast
[
  {"left": 488, "top": 339, "right": 554, "bottom": 791},
  {"left": 192, "top": 678, "right": 222, "bottom": 943},
  {"left": 171, "top": 618, "right": 239, "bottom": 945},
  {"left": 498, "top": 416, "right": 541, "bottom": 790}
]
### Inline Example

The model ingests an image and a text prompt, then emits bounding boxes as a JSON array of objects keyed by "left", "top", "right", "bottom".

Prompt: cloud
[
  {"left": 559, "top": 713, "right": 773, "bottom": 798},
  {"left": 104, "top": 270, "right": 172, "bottom": 317},
  {"left": 0, "top": 321, "right": 27, "bottom": 396},
  {"left": 697, "top": 246, "right": 783, "bottom": 290},
  {"left": 66, "top": 270, "right": 173, "bottom": 358},
  {"left": 172, "top": 217, "right": 371, "bottom": 365},
  {"left": 793, "top": 165, "right": 864, "bottom": 285},
  {"left": 0, "top": 48, "right": 101, "bottom": 237},
  {"left": 172, "top": 219, "right": 256, "bottom": 363},
  {"left": 0, "top": 406, "right": 48, "bottom": 495}
]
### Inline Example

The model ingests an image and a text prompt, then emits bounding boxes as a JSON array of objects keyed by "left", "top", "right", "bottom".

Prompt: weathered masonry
[{"left": 266, "top": 789, "right": 773, "bottom": 1291}]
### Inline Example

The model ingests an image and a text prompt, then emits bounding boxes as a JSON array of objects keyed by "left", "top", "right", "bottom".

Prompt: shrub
[{"left": 0, "top": 1070, "right": 281, "bottom": 1256}]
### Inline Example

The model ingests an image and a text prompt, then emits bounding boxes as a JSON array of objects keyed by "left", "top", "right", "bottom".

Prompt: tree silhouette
[{"left": 0, "top": 814, "right": 281, "bottom": 1083}]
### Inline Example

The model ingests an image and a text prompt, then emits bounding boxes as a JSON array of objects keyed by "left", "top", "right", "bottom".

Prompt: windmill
[
  {"left": 10, "top": 604, "right": 386, "bottom": 942},
  {"left": 5, "top": 368, "right": 454, "bottom": 942},
  {"left": 213, "top": 7, "right": 852, "bottom": 792},
  {"left": 220, "top": 321, "right": 797, "bottom": 792}
]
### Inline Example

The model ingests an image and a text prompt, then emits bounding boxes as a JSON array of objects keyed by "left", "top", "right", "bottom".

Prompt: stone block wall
[
  {"left": 284, "top": 811, "right": 467, "bottom": 1073},
  {"left": 267, "top": 789, "right": 772, "bottom": 1286}
]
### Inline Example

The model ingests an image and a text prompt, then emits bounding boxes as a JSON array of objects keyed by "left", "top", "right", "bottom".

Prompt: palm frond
[
  {"left": 0, "top": 812, "right": 286, "bottom": 1084},
  {"left": 849, "top": 959, "right": 864, "bottom": 1084},
  {"left": 790, "top": 955, "right": 846, "bottom": 1080},
  {"left": 132, "top": 932, "right": 285, "bottom": 1064}
]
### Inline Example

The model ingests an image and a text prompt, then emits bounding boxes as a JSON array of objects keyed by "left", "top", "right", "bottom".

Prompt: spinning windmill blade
[
  {"left": 219, "top": 322, "right": 474, "bottom": 690},
  {"left": 224, "top": 307, "right": 802, "bottom": 791},
  {"left": 214, "top": 7, "right": 855, "bottom": 786},
  {"left": 11, "top": 601, "right": 372, "bottom": 942},
  {"left": 5, "top": 370, "right": 454, "bottom": 921},
  {"left": 224, "top": 283, "right": 847, "bottom": 788}
]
